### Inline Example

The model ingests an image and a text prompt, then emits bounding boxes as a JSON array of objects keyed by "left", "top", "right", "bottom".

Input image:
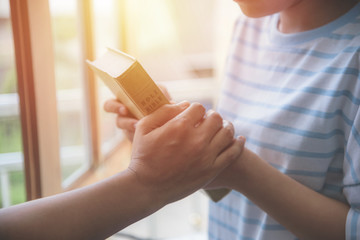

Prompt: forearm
[
  {"left": 0, "top": 170, "right": 161, "bottom": 240},
  {"left": 230, "top": 148, "right": 349, "bottom": 240},
  {"left": 0, "top": 102, "right": 245, "bottom": 239}
]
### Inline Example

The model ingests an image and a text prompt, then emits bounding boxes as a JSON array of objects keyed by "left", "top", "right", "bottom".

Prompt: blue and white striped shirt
[{"left": 209, "top": 3, "right": 360, "bottom": 240}]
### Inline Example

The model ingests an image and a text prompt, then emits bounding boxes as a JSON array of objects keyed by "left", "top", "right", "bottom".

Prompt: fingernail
[
  {"left": 237, "top": 136, "right": 246, "bottom": 144},
  {"left": 119, "top": 106, "right": 126, "bottom": 115},
  {"left": 223, "top": 120, "right": 234, "bottom": 135},
  {"left": 177, "top": 101, "right": 190, "bottom": 109},
  {"left": 206, "top": 109, "right": 215, "bottom": 117}
]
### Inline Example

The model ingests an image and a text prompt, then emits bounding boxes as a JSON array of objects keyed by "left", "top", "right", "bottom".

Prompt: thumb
[{"left": 136, "top": 101, "right": 190, "bottom": 134}]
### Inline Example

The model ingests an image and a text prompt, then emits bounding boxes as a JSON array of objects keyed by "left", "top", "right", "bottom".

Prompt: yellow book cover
[
  {"left": 87, "top": 48, "right": 229, "bottom": 202},
  {"left": 86, "top": 48, "right": 170, "bottom": 119}
]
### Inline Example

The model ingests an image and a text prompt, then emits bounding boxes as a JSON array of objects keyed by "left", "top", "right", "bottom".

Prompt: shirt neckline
[{"left": 268, "top": 2, "right": 360, "bottom": 46}]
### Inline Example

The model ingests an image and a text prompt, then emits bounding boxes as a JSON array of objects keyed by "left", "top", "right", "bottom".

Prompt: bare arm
[
  {"left": 0, "top": 102, "right": 245, "bottom": 240},
  {"left": 208, "top": 147, "right": 349, "bottom": 240}
]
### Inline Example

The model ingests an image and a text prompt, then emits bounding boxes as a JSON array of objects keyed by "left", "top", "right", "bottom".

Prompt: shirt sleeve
[{"left": 343, "top": 107, "right": 360, "bottom": 240}]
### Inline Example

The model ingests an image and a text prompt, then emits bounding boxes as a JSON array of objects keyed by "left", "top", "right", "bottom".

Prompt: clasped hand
[{"left": 104, "top": 100, "right": 245, "bottom": 204}]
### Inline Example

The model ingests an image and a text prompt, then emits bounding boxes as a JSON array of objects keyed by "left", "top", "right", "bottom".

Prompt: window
[
  {"left": 121, "top": 0, "right": 218, "bottom": 108},
  {"left": 2, "top": 0, "right": 238, "bottom": 238},
  {"left": 0, "top": 0, "right": 25, "bottom": 208},
  {"left": 92, "top": 0, "right": 124, "bottom": 156},
  {"left": 49, "top": 0, "right": 90, "bottom": 186}
]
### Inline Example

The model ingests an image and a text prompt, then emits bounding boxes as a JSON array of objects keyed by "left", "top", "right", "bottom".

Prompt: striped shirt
[{"left": 209, "top": 3, "right": 360, "bottom": 240}]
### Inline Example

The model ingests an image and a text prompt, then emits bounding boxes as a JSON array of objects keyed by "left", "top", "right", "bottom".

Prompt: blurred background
[{"left": 0, "top": 0, "right": 239, "bottom": 239}]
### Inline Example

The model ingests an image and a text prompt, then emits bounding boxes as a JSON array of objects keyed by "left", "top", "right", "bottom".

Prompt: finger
[
  {"left": 208, "top": 120, "right": 235, "bottom": 156},
  {"left": 104, "top": 99, "right": 124, "bottom": 114},
  {"left": 124, "top": 130, "right": 135, "bottom": 142},
  {"left": 213, "top": 136, "right": 246, "bottom": 170},
  {"left": 197, "top": 110, "right": 223, "bottom": 142},
  {"left": 116, "top": 116, "right": 138, "bottom": 131},
  {"left": 172, "top": 102, "right": 206, "bottom": 127},
  {"left": 137, "top": 101, "right": 190, "bottom": 134}
]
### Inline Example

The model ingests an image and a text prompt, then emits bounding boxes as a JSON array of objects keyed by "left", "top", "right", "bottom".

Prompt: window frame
[
  {"left": 10, "top": 0, "right": 62, "bottom": 199},
  {"left": 8, "top": 0, "right": 108, "bottom": 199}
]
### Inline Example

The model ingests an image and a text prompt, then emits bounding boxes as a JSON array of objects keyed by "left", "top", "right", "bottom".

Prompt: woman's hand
[{"left": 128, "top": 102, "right": 245, "bottom": 204}]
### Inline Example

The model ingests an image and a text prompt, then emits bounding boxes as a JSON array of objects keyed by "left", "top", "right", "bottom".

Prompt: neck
[{"left": 279, "top": 0, "right": 358, "bottom": 33}]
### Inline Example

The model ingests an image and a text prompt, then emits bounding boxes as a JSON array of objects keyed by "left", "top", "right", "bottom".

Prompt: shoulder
[{"left": 327, "top": 4, "right": 360, "bottom": 52}]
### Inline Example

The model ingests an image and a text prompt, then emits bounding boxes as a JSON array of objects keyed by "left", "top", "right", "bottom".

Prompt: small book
[
  {"left": 87, "top": 48, "right": 230, "bottom": 202},
  {"left": 86, "top": 48, "right": 170, "bottom": 119}
]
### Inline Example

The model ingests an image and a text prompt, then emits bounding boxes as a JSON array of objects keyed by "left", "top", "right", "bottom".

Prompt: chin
[
  {"left": 237, "top": 3, "right": 275, "bottom": 18},
  {"left": 240, "top": 8, "right": 269, "bottom": 18}
]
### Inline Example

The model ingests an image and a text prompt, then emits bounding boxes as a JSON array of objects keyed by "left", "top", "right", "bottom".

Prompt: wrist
[
  {"left": 226, "top": 147, "right": 262, "bottom": 192},
  {"left": 119, "top": 169, "right": 167, "bottom": 214}
]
